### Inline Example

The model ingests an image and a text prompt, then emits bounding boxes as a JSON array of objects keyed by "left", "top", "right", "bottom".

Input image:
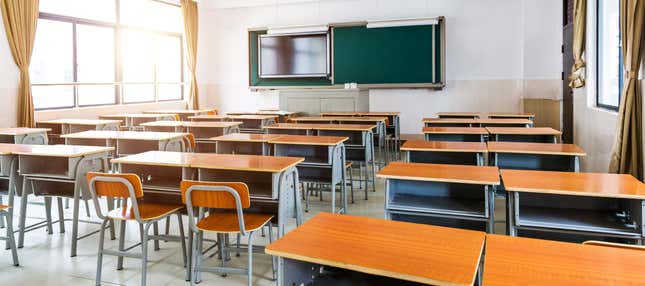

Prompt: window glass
[
  {"left": 39, "top": 0, "right": 116, "bottom": 22},
  {"left": 597, "top": 0, "right": 623, "bottom": 109},
  {"left": 77, "top": 24, "right": 116, "bottom": 105}
]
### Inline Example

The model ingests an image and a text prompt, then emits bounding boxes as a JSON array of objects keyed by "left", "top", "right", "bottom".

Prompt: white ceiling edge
[{"left": 201, "top": 0, "right": 320, "bottom": 10}]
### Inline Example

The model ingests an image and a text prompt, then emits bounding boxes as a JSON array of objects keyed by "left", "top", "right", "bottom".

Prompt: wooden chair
[
  {"left": 87, "top": 172, "right": 187, "bottom": 286},
  {"left": 583, "top": 240, "right": 645, "bottom": 251},
  {"left": 173, "top": 114, "right": 181, "bottom": 121},
  {"left": 0, "top": 204, "right": 18, "bottom": 266},
  {"left": 207, "top": 108, "right": 219, "bottom": 115},
  {"left": 181, "top": 180, "right": 275, "bottom": 286}
]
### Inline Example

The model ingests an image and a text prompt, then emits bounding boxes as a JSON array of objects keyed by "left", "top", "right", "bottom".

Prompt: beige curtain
[
  {"left": 181, "top": 0, "right": 199, "bottom": 110},
  {"left": 609, "top": 0, "right": 644, "bottom": 180},
  {"left": 1, "top": 0, "right": 39, "bottom": 127},
  {"left": 569, "top": 0, "right": 587, "bottom": 88}
]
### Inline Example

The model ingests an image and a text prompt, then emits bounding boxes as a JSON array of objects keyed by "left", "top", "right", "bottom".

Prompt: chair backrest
[
  {"left": 181, "top": 180, "right": 250, "bottom": 209},
  {"left": 173, "top": 114, "right": 181, "bottom": 121},
  {"left": 207, "top": 108, "right": 219, "bottom": 115},
  {"left": 87, "top": 172, "right": 143, "bottom": 199},
  {"left": 184, "top": 133, "right": 196, "bottom": 150}
]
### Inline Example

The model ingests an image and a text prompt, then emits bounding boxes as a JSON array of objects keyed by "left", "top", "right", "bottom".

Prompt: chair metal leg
[
  {"left": 190, "top": 230, "right": 198, "bottom": 286},
  {"left": 268, "top": 222, "right": 276, "bottom": 281},
  {"left": 247, "top": 231, "right": 255, "bottom": 286},
  {"left": 236, "top": 233, "right": 241, "bottom": 257},
  {"left": 153, "top": 222, "right": 160, "bottom": 251},
  {"left": 44, "top": 197, "right": 53, "bottom": 235},
  {"left": 4, "top": 212, "right": 19, "bottom": 266},
  {"left": 95, "top": 219, "right": 109, "bottom": 286},
  {"left": 106, "top": 198, "right": 115, "bottom": 240},
  {"left": 57, "top": 197, "right": 65, "bottom": 233},
  {"left": 164, "top": 216, "right": 171, "bottom": 242},
  {"left": 176, "top": 214, "right": 188, "bottom": 268},
  {"left": 0, "top": 196, "right": 5, "bottom": 228},
  {"left": 17, "top": 177, "right": 29, "bottom": 248},
  {"left": 348, "top": 166, "right": 355, "bottom": 203},
  {"left": 117, "top": 220, "right": 126, "bottom": 270},
  {"left": 141, "top": 223, "right": 152, "bottom": 286}
]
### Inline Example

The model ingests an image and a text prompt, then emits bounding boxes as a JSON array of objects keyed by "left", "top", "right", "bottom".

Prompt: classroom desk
[
  {"left": 266, "top": 123, "right": 377, "bottom": 193},
  {"left": 399, "top": 133, "right": 426, "bottom": 142},
  {"left": 488, "top": 142, "right": 585, "bottom": 172},
  {"left": 143, "top": 109, "right": 210, "bottom": 121},
  {"left": 486, "top": 127, "right": 561, "bottom": 143},
  {"left": 14, "top": 145, "right": 114, "bottom": 257},
  {"left": 225, "top": 114, "right": 277, "bottom": 133},
  {"left": 502, "top": 169, "right": 645, "bottom": 242},
  {"left": 269, "top": 135, "right": 348, "bottom": 213},
  {"left": 436, "top": 112, "right": 481, "bottom": 119},
  {"left": 320, "top": 112, "right": 401, "bottom": 147},
  {"left": 423, "top": 118, "right": 481, "bottom": 127},
  {"left": 290, "top": 116, "right": 388, "bottom": 162},
  {"left": 378, "top": 162, "right": 500, "bottom": 233},
  {"left": 37, "top": 119, "right": 122, "bottom": 144},
  {"left": 187, "top": 115, "right": 228, "bottom": 122},
  {"left": 483, "top": 234, "right": 645, "bottom": 285},
  {"left": 208, "top": 133, "right": 282, "bottom": 155},
  {"left": 401, "top": 140, "right": 487, "bottom": 165},
  {"left": 0, "top": 128, "right": 50, "bottom": 145},
  {"left": 228, "top": 110, "right": 299, "bottom": 123},
  {"left": 422, "top": 127, "right": 488, "bottom": 142},
  {"left": 99, "top": 113, "right": 176, "bottom": 130},
  {"left": 488, "top": 112, "right": 535, "bottom": 121},
  {"left": 478, "top": 118, "right": 533, "bottom": 128},
  {"left": 266, "top": 212, "right": 486, "bottom": 286},
  {"left": 140, "top": 121, "right": 242, "bottom": 152},
  {"left": 61, "top": 130, "right": 188, "bottom": 157},
  {"left": 111, "top": 151, "right": 304, "bottom": 236}
]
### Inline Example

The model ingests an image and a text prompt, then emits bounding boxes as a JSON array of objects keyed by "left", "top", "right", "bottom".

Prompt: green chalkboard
[
  {"left": 248, "top": 20, "right": 443, "bottom": 88},
  {"left": 248, "top": 30, "right": 332, "bottom": 87},
  {"left": 332, "top": 24, "right": 442, "bottom": 85}
]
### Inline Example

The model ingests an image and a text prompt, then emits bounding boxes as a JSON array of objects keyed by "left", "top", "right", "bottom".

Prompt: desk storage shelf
[
  {"left": 408, "top": 150, "right": 481, "bottom": 165},
  {"left": 197, "top": 168, "right": 279, "bottom": 199},
  {"left": 494, "top": 153, "right": 577, "bottom": 172},
  {"left": 386, "top": 179, "right": 489, "bottom": 219},
  {"left": 216, "top": 141, "right": 265, "bottom": 155},
  {"left": 510, "top": 192, "right": 644, "bottom": 240},
  {"left": 274, "top": 144, "right": 332, "bottom": 165}
]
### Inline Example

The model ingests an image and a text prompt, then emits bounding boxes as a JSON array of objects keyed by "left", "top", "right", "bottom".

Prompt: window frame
[
  {"left": 31, "top": 0, "right": 184, "bottom": 111},
  {"left": 595, "top": 0, "right": 623, "bottom": 111}
]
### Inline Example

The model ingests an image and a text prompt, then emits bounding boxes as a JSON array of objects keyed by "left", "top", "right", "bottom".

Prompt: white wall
[
  {"left": 197, "top": 0, "right": 563, "bottom": 133},
  {"left": 0, "top": 11, "right": 20, "bottom": 127}
]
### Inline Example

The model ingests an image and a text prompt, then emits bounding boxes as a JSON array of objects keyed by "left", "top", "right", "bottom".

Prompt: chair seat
[
  {"left": 345, "top": 162, "right": 353, "bottom": 168},
  {"left": 107, "top": 202, "right": 183, "bottom": 221},
  {"left": 0, "top": 205, "right": 10, "bottom": 210},
  {"left": 197, "top": 213, "right": 273, "bottom": 234}
]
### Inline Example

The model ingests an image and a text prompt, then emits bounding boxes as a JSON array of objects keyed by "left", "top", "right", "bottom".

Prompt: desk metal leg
[{"left": 507, "top": 192, "right": 517, "bottom": 236}]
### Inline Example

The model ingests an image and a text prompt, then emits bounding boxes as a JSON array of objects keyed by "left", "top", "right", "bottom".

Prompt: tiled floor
[{"left": 0, "top": 177, "right": 506, "bottom": 285}]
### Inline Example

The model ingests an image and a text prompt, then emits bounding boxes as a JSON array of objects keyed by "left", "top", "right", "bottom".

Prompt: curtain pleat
[{"left": 181, "top": 0, "right": 199, "bottom": 110}]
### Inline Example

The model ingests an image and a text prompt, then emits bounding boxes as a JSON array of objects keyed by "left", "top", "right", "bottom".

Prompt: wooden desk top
[
  {"left": 486, "top": 127, "right": 561, "bottom": 135},
  {"left": 208, "top": 133, "right": 282, "bottom": 143},
  {"left": 111, "top": 151, "right": 194, "bottom": 167},
  {"left": 257, "top": 110, "right": 297, "bottom": 115},
  {"left": 226, "top": 114, "right": 278, "bottom": 120},
  {"left": 266, "top": 212, "right": 485, "bottom": 286},
  {"left": 487, "top": 142, "right": 586, "bottom": 156},
  {"left": 188, "top": 115, "right": 228, "bottom": 121},
  {"left": 61, "top": 130, "right": 188, "bottom": 141},
  {"left": 266, "top": 123, "right": 376, "bottom": 131},
  {"left": 0, "top": 143, "right": 46, "bottom": 155},
  {"left": 488, "top": 112, "right": 535, "bottom": 118},
  {"left": 483, "top": 234, "right": 645, "bottom": 286},
  {"left": 501, "top": 169, "right": 645, "bottom": 199},
  {"left": 422, "top": 118, "right": 480, "bottom": 124},
  {"left": 37, "top": 119, "right": 122, "bottom": 125},
  {"left": 478, "top": 119, "right": 533, "bottom": 125},
  {"left": 291, "top": 116, "right": 388, "bottom": 122},
  {"left": 112, "top": 151, "right": 304, "bottom": 172},
  {"left": 100, "top": 113, "right": 175, "bottom": 119},
  {"left": 140, "top": 121, "right": 242, "bottom": 128},
  {"left": 320, "top": 111, "right": 400, "bottom": 116},
  {"left": 268, "top": 135, "right": 348, "bottom": 146},
  {"left": 400, "top": 133, "right": 425, "bottom": 141},
  {"left": 422, "top": 127, "right": 488, "bottom": 134},
  {"left": 144, "top": 109, "right": 209, "bottom": 115},
  {"left": 377, "top": 162, "right": 500, "bottom": 185},
  {"left": 10, "top": 144, "right": 114, "bottom": 157},
  {"left": 401, "top": 140, "right": 488, "bottom": 153},
  {"left": 190, "top": 153, "right": 304, "bottom": 173},
  {"left": 436, "top": 112, "right": 481, "bottom": 117},
  {"left": 0, "top": 128, "right": 51, "bottom": 135}
]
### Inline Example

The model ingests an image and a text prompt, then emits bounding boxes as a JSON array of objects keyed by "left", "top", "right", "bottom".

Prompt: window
[
  {"left": 597, "top": 0, "right": 623, "bottom": 110},
  {"left": 31, "top": 0, "right": 184, "bottom": 110}
]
